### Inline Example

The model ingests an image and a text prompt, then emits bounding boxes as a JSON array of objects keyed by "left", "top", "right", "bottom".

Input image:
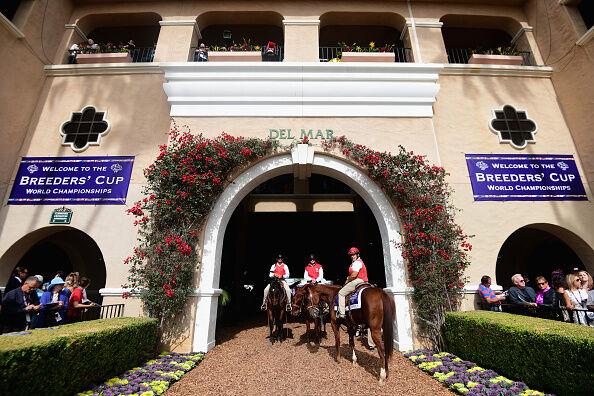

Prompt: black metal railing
[
  {"left": 68, "top": 48, "right": 155, "bottom": 64},
  {"left": 65, "top": 303, "right": 125, "bottom": 321},
  {"left": 190, "top": 45, "right": 284, "bottom": 62},
  {"left": 446, "top": 48, "right": 534, "bottom": 66},
  {"left": 319, "top": 47, "right": 412, "bottom": 62}
]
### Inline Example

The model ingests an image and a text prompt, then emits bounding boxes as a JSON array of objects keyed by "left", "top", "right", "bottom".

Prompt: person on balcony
[
  {"left": 194, "top": 43, "right": 208, "bottom": 62},
  {"left": 68, "top": 43, "right": 79, "bottom": 64}
]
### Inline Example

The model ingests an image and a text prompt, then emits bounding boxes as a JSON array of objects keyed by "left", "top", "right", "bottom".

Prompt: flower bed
[
  {"left": 404, "top": 350, "right": 552, "bottom": 396},
  {"left": 77, "top": 352, "right": 204, "bottom": 396}
]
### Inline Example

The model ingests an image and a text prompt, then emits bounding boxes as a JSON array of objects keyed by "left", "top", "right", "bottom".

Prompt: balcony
[
  {"left": 446, "top": 48, "right": 535, "bottom": 66},
  {"left": 319, "top": 46, "right": 412, "bottom": 62},
  {"left": 190, "top": 45, "right": 284, "bottom": 62}
]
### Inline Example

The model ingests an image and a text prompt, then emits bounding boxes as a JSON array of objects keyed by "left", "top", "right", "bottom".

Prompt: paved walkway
[{"left": 166, "top": 317, "right": 454, "bottom": 395}]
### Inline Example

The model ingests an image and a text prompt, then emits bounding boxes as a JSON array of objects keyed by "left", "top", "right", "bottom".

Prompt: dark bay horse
[
  {"left": 266, "top": 277, "right": 288, "bottom": 344},
  {"left": 291, "top": 283, "right": 326, "bottom": 343},
  {"left": 309, "top": 283, "right": 395, "bottom": 385}
]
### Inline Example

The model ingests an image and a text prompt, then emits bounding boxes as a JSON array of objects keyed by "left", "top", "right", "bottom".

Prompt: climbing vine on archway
[{"left": 125, "top": 129, "right": 470, "bottom": 348}]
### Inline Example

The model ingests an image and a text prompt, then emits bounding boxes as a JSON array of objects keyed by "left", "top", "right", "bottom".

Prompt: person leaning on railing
[
  {"left": 478, "top": 275, "right": 505, "bottom": 311},
  {"left": 563, "top": 273, "right": 591, "bottom": 326},
  {"left": 66, "top": 276, "right": 98, "bottom": 324}
]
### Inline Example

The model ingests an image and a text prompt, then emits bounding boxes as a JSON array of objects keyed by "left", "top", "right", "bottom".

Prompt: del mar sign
[{"left": 269, "top": 128, "right": 334, "bottom": 140}]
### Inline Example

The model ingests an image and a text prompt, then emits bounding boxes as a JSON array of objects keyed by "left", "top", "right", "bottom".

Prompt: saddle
[{"left": 334, "top": 283, "right": 374, "bottom": 312}]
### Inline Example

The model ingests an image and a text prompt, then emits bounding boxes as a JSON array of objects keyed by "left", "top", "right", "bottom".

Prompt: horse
[
  {"left": 266, "top": 277, "right": 288, "bottom": 344},
  {"left": 291, "top": 283, "right": 328, "bottom": 343},
  {"left": 308, "top": 283, "right": 395, "bottom": 385}
]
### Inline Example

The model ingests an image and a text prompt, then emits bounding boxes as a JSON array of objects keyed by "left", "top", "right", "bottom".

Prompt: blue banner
[
  {"left": 8, "top": 156, "right": 134, "bottom": 205},
  {"left": 465, "top": 154, "right": 587, "bottom": 201}
]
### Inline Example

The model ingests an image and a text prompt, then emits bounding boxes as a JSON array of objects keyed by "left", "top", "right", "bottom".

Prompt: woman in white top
[{"left": 563, "top": 273, "right": 591, "bottom": 326}]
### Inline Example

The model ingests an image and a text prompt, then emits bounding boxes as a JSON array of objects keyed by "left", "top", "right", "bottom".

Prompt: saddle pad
[{"left": 334, "top": 287, "right": 370, "bottom": 311}]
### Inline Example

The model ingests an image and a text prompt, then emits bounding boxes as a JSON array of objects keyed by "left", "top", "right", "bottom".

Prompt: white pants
[
  {"left": 263, "top": 279, "right": 292, "bottom": 305},
  {"left": 338, "top": 278, "right": 364, "bottom": 315}
]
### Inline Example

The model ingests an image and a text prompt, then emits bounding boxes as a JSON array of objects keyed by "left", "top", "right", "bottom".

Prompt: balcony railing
[
  {"left": 68, "top": 48, "right": 155, "bottom": 64},
  {"left": 446, "top": 48, "right": 535, "bottom": 66},
  {"left": 319, "top": 47, "right": 412, "bottom": 62},
  {"left": 190, "top": 46, "right": 284, "bottom": 62}
]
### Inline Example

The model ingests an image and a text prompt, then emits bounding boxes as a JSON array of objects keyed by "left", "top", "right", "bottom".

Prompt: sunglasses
[
  {"left": 537, "top": 282, "right": 546, "bottom": 285},
  {"left": 518, "top": 279, "right": 525, "bottom": 282}
]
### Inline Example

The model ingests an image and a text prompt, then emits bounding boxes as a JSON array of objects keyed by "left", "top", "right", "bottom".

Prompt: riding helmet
[
  {"left": 348, "top": 247, "right": 360, "bottom": 255},
  {"left": 277, "top": 253, "right": 283, "bottom": 259},
  {"left": 309, "top": 253, "right": 315, "bottom": 260}
]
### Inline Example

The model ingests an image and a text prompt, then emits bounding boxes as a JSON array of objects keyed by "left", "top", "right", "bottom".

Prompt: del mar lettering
[{"left": 269, "top": 129, "right": 334, "bottom": 140}]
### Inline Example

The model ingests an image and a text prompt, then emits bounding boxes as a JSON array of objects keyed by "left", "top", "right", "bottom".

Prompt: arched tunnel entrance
[{"left": 216, "top": 173, "right": 384, "bottom": 330}]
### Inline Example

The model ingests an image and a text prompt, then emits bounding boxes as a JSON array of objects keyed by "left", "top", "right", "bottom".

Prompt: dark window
[
  {"left": 252, "top": 174, "right": 294, "bottom": 194},
  {"left": 61, "top": 106, "right": 109, "bottom": 151},
  {"left": 578, "top": 0, "right": 594, "bottom": 30},
  {"left": 490, "top": 105, "right": 537, "bottom": 149},
  {"left": 309, "top": 174, "right": 351, "bottom": 194},
  {"left": 1, "top": 0, "right": 21, "bottom": 21}
]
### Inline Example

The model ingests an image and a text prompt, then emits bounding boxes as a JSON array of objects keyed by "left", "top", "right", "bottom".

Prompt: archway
[
  {"left": 0, "top": 227, "right": 107, "bottom": 303},
  {"left": 217, "top": 173, "right": 384, "bottom": 327},
  {"left": 192, "top": 148, "right": 412, "bottom": 352},
  {"left": 495, "top": 224, "right": 593, "bottom": 288}
]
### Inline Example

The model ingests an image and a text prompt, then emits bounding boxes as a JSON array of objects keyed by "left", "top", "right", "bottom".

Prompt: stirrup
[
  {"left": 261, "top": 303, "right": 267, "bottom": 311},
  {"left": 337, "top": 312, "right": 345, "bottom": 319},
  {"left": 286, "top": 304, "right": 292, "bottom": 311}
]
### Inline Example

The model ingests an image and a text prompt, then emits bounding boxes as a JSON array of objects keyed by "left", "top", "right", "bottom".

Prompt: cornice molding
[
  {"left": 161, "top": 62, "right": 441, "bottom": 117},
  {"left": 282, "top": 19, "right": 320, "bottom": 25},
  {"left": 441, "top": 64, "right": 553, "bottom": 78},
  {"left": 405, "top": 20, "right": 443, "bottom": 28},
  {"left": 44, "top": 63, "right": 164, "bottom": 76}
]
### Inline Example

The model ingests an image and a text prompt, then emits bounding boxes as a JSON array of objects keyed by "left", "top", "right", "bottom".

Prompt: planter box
[
  {"left": 468, "top": 54, "right": 523, "bottom": 66},
  {"left": 340, "top": 52, "right": 395, "bottom": 62},
  {"left": 76, "top": 52, "right": 132, "bottom": 64},
  {"left": 207, "top": 51, "right": 262, "bottom": 62}
]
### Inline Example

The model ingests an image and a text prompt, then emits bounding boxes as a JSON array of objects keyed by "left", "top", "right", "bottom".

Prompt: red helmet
[{"left": 348, "top": 247, "right": 360, "bottom": 255}]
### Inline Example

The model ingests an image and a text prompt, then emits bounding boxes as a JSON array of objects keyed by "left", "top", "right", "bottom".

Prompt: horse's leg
[
  {"left": 348, "top": 326, "right": 357, "bottom": 366},
  {"left": 305, "top": 316, "right": 311, "bottom": 343},
  {"left": 314, "top": 317, "right": 320, "bottom": 343},
  {"left": 268, "top": 308, "right": 274, "bottom": 345},
  {"left": 278, "top": 309, "right": 284, "bottom": 343},
  {"left": 331, "top": 315, "right": 341, "bottom": 362},
  {"left": 370, "top": 326, "right": 386, "bottom": 385}
]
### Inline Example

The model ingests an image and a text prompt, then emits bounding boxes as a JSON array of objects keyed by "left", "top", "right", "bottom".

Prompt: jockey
[
  {"left": 304, "top": 253, "right": 325, "bottom": 283},
  {"left": 261, "top": 254, "right": 292, "bottom": 311},
  {"left": 337, "top": 247, "right": 368, "bottom": 319}
]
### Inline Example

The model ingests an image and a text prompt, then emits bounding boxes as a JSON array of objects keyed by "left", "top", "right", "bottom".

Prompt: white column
[{"left": 193, "top": 289, "right": 221, "bottom": 352}]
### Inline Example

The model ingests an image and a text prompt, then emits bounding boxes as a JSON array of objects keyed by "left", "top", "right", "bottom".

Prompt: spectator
[
  {"left": 522, "top": 274, "right": 533, "bottom": 289},
  {"left": 534, "top": 276, "right": 556, "bottom": 305},
  {"left": 43, "top": 270, "right": 65, "bottom": 292},
  {"left": 124, "top": 39, "right": 136, "bottom": 51},
  {"left": 563, "top": 273, "right": 590, "bottom": 325},
  {"left": 34, "top": 275, "right": 44, "bottom": 299},
  {"left": 507, "top": 273, "right": 537, "bottom": 307},
  {"left": 577, "top": 270, "right": 592, "bottom": 292},
  {"left": 586, "top": 288, "right": 594, "bottom": 311},
  {"left": 63, "top": 272, "right": 80, "bottom": 300},
  {"left": 66, "top": 277, "right": 97, "bottom": 324},
  {"left": 68, "top": 42, "right": 79, "bottom": 64},
  {"left": 38, "top": 277, "right": 69, "bottom": 327},
  {"left": 194, "top": 43, "right": 208, "bottom": 62},
  {"left": 1, "top": 276, "right": 41, "bottom": 333},
  {"left": 4, "top": 266, "right": 29, "bottom": 294},
  {"left": 551, "top": 273, "right": 569, "bottom": 321},
  {"left": 478, "top": 275, "right": 505, "bottom": 311}
]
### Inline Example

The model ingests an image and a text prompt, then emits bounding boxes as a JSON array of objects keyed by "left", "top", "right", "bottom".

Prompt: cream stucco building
[{"left": 1, "top": 0, "right": 592, "bottom": 352}]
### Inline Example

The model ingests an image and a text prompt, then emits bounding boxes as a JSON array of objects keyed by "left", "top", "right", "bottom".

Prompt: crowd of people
[
  {"left": 479, "top": 269, "right": 594, "bottom": 326},
  {"left": 0, "top": 267, "right": 99, "bottom": 334},
  {"left": 68, "top": 38, "right": 141, "bottom": 64}
]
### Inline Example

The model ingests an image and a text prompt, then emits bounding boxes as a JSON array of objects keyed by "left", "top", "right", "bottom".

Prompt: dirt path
[{"left": 166, "top": 317, "right": 454, "bottom": 396}]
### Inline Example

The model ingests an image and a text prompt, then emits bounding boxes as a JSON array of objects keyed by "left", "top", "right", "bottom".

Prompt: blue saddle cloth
[{"left": 334, "top": 287, "right": 370, "bottom": 311}]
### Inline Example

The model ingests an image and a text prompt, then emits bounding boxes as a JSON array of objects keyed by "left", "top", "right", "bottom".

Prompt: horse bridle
[{"left": 302, "top": 288, "right": 319, "bottom": 318}]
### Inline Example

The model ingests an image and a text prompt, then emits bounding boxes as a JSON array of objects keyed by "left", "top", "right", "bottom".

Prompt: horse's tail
[{"left": 381, "top": 291, "right": 395, "bottom": 361}]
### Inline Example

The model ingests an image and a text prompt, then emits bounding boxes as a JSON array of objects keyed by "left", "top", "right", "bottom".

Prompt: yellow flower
[
  {"left": 467, "top": 381, "right": 478, "bottom": 388},
  {"left": 355, "top": 46, "right": 361, "bottom": 51},
  {"left": 369, "top": 42, "right": 375, "bottom": 48}
]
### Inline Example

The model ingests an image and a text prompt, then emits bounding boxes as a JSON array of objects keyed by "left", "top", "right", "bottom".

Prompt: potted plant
[
  {"left": 338, "top": 42, "right": 395, "bottom": 62},
  {"left": 75, "top": 42, "right": 132, "bottom": 64},
  {"left": 468, "top": 46, "right": 523, "bottom": 66},
  {"left": 207, "top": 38, "right": 263, "bottom": 62}
]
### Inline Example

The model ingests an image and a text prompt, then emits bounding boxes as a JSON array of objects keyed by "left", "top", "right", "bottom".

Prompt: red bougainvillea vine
[
  {"left": 124, "top": 126, "right": 279, "bottom": 334},
  {"left": 323, "top": 136, "right": 472, "bottom": 349}
]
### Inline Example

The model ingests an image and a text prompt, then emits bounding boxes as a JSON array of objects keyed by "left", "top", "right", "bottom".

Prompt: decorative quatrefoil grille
[
  {"left": 60, "top": 106, "right": 110, "bottom": 152},
  {"left": 489, "top": 105, "right": 537, "bottom": 149}
]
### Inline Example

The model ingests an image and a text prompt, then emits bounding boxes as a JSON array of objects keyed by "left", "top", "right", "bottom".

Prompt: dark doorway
[
  {"left": 217, "top": 173, "right": 384, "bottom": 329},
  {"left": 495, "top": 227, "right": 584, "bottom": 288}
]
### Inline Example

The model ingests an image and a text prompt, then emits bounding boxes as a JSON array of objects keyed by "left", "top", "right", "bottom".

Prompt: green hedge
[
  {"left": 0, "top": 317, "right": 158, "bottom": 395},
  {"left": 444, "top": 311, "right": 594, "bottom": 395}
]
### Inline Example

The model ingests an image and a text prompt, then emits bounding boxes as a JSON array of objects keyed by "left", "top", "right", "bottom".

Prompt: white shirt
[
  {"left": 350, "top": 259, "right": 363, "bottom": 272},
  {"left": 269, "top": 263, "right": 290, "bottom": 279}
]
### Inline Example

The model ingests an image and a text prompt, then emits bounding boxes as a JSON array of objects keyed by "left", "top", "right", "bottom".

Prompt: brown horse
[
  {"left": 266, "top": 277, "right": 288, "bottom": 344},
  {"left": 291, "top": 283, "right": 325, "bottom": 343},
  {"left": 309, "top": 283, "right": 395, "bottom": 385}
]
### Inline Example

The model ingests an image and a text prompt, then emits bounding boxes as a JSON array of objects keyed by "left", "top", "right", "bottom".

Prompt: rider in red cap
[{"left": 337, "top": 247, "right": 368, "bottom": 319}]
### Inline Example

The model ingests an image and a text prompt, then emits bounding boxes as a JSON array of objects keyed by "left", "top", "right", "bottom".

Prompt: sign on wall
[
  {"left": 465, "top": 154, "right": 587, "bottom": 201},
  {"left": 8, "top": 156, "right": 134, "bottom": 205}
]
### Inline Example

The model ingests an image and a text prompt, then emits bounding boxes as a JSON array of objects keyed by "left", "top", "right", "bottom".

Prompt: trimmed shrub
[
  {"left": 444, "top": 311, "right": 594, "bottom": 395},
  {"left": 0, "top": 317, "right": 158, "bottom": 394}
]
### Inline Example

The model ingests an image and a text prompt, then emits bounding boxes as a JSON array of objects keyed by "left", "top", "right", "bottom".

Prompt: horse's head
[
  {"left": 293, "top": 283, "right": 320, "bottom": 318},
  {"left": 268, "top": 277, "right": 285, "bottom": 307}
]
